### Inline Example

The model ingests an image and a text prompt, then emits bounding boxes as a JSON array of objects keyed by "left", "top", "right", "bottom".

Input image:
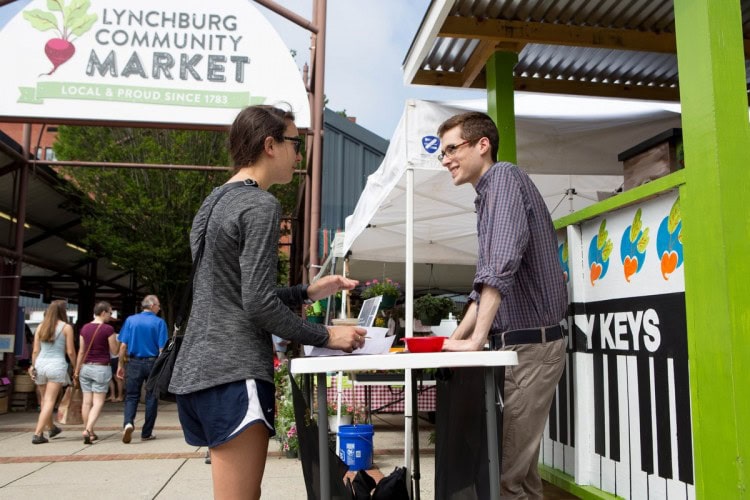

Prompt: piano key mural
[{"left": 542, "top": 190, "right": 694, "bottom": 499}]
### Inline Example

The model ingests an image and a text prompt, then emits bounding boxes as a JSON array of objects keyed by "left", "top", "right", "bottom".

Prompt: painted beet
[{"left": 44, "top": 38, "right": 75, "bottom": 75}]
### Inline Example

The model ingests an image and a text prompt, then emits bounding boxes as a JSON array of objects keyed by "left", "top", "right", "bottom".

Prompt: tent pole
[{"left": 405, "top": 165, "right": 415, "bottom": 497}]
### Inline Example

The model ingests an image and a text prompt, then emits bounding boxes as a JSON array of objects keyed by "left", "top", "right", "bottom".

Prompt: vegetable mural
[
  {"left": 588, "top": 219, "right": 613, "bottom": 286},
  {"left": 23, "top": 0, "right": 97, "bottom": 76},
  {"left": 558, "top": 240, "right": 569, "bottom": 283},
  {"left": 620, "top": 208, "right": 650, "bottom": 283},
  {"left": 656, "top": 197, "right": 684, "bottom": 280}
]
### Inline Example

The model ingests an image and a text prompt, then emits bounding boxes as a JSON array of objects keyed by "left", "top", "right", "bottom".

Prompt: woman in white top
[{"left": 29, "top": 300, "right": 76, "bottom": 444}]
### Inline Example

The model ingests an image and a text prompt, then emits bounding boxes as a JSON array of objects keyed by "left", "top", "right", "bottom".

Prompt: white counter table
[{"left": 290, "top": 351, "right": 518, "bottom": 500}]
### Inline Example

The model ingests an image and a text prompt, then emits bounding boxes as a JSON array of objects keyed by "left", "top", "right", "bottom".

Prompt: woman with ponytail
[{"left": 29, "top": 300, "right": 76, "bottom": 444}]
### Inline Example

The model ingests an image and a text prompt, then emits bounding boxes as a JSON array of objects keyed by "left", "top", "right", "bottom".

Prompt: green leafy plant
[
  {"left": 361, "top": 278, "right": 400, "bottom": 299},
  {"left": 414, "top": 294, "right": 454, "bottom": 325},
  {"left": 54, "top": 125, "right": 299, "bottom": 323},
  {"left": 305, "top": 302, "right": 325, "bottom": 318},
  {"left": 274, "top": 360, "right": 299, "bottom": 454},
  {"left": 428, "top": 430, "right": 436, "bottom": 446}
]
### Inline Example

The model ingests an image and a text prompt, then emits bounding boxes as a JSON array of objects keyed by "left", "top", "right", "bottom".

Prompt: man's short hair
[
  {"left": 229, "top": 105, "right": 296, "bottom": 173},
  {"left": 141, "top": 295, "right": 159, "bottom": 309},
  {"left": 437, "top": 112, "right": 499, "bottom": 162}
]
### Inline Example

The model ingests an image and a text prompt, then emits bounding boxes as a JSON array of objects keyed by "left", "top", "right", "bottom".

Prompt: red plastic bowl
[{"left": 403, "top": 336, "right": 445, "bottom": 353}]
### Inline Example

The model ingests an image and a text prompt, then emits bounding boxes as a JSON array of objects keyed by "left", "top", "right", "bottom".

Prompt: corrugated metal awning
[
  {"left": 403, "top": 0, "right": 750, "bottom": 100},
  {"left": 0, "top": 133, "right": 137, "bottom": 305}
]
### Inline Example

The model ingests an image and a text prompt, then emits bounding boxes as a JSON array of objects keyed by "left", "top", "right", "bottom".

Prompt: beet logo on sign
[{"left": 23, "top": 0, "right": 98, "bottom": 76}]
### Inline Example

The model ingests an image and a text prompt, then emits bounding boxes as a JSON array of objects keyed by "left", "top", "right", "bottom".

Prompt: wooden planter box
[{"left": 618, "top": 128, "right": 683, "bottom": 190}]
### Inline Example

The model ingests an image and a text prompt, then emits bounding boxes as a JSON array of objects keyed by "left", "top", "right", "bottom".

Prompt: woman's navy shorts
[{"left": 176, "top": 379, "right": 276, "bottom": 448}]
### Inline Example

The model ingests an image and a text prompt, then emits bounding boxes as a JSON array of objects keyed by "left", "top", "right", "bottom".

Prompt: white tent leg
[{"left": 404, "top": 165, "right": 415, "bottom": 497}]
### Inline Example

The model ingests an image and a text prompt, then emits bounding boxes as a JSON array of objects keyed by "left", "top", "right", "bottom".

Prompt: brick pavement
[
  {"left": 0, "top": 400, "right": 438, "bottom": 499},
  {"left": 0, "top": 401, "right": 577, "bottom": 499}
]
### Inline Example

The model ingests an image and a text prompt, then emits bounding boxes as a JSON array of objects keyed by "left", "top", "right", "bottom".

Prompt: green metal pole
[
  {"left": 486, "top": 51, "right": 518, "bottom": 163},
  {"left": 673, "top": 0, "right": 750, "bottom": 497}
]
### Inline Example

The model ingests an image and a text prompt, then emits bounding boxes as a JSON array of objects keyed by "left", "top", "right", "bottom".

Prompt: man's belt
[
  {"left": 491, "top": 324, "right": 565, "bottom": 349},
  {"left": 129, "top": 355, "right": 157, "bottom": 360}
]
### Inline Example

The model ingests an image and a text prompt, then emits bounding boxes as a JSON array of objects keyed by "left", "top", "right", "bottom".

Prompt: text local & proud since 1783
[{"left": 60, "top": 84, "right": 226, "bottom": 105}]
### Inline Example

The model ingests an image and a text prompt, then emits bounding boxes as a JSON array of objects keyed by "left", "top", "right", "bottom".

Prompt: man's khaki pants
[{"left": 500, "top": 338, "right": 566, "bottom": 500}]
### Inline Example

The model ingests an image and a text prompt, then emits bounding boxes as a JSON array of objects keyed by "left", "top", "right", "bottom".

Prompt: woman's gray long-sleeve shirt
[{"left": 169, "top": 182, "right": 329, "bottom": 394}]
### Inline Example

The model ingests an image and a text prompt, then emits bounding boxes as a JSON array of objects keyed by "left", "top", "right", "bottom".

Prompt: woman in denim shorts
[
  {"left": 29, "top": 300, "right": 77, "bottom": 444},
  {"left": 74, "top": 301, "right": 118, "bottom": 444}
]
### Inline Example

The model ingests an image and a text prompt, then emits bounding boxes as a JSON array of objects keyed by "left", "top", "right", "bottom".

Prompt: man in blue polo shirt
[{"left": 116, "top": 295, "right": 168, "bottom": 443}]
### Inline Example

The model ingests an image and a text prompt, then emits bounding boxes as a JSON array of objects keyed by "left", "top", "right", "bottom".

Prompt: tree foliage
[
  {"left": 54, "top": 125, "right": 305, "bottom": 324},
  {"left": 54, "top": 126, "right": 230, "bottom": 324}
]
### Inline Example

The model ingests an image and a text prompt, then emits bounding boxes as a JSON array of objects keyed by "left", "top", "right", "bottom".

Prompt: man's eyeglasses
[
  {"left": 437, "top": 139, "right": 474, "bottom": 161},
  {"left": 284, "top": 136, "right": 302, "bottom": 154}
]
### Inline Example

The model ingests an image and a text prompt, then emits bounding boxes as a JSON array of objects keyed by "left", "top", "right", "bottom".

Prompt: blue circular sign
[{"left": 422, "top": 135, "right": 440, "bottom": 154}]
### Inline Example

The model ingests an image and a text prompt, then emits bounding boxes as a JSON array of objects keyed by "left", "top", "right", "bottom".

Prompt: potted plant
[
  {"left": 361, "top": 278, "right": 400, "bottom": 309},
  {"left": 305, "top": 302, "right": 325, "bottom": 324},
  {"left": 327, "top": 401, "right": 367, "bottom": 432},
  {"left": 414, "top": 294, "right": 454, "bottom": 326},
  {"left": 327, "top": 402, "right": 353, "bottom": 432},
  {"left": 274, "top": 360, "right": 300, "bottom": 458}
]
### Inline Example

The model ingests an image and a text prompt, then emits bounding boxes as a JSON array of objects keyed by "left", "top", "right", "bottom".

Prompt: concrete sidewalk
[{"left": 0, "top": 400, "right": 437, "bottom": 499}]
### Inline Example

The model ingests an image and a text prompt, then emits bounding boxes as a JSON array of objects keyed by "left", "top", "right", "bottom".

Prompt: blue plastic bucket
[{"left": 338, "top": 424, "right": 374, "bottom": 471}]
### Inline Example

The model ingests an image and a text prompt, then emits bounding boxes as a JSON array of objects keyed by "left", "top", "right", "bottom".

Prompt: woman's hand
[
  {"left": 307, "top": 276, "right": 359, "bottom": 302},
  {"left": 326, "top": 326, "right": 368, "bottom": 353},
  {"left": 28, "top": 366, "right": 36, "bottom": 381}
]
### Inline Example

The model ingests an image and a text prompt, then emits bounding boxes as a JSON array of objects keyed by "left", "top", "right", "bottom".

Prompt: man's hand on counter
[{"left": 443, "top": 338, "right": 485, "bottom": 352}]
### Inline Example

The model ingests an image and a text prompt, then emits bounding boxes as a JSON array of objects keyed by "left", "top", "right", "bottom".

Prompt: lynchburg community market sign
[{"left": 0, "top": 0, "right": 310, "bottom": 127}]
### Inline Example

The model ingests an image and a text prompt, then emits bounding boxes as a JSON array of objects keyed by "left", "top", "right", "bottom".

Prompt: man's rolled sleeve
[{"left": 473, "top": 270, "right": 515, "bottom": 299}]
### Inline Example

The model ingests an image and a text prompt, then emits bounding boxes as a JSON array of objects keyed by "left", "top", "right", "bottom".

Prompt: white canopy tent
[
  {"left": 343, "top": 95, "right": 681, "bottom": 268},
  {"left": 330, "top": 95, "right": 681, "bottom": 485}
]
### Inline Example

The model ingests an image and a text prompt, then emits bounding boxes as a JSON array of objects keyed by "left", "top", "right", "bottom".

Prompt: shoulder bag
[{"left": 146, "top": 180, "right": 256, "bottom": 401}]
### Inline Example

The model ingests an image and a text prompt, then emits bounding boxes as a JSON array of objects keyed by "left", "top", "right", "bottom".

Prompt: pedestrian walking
[
  {"left": 116, "top": 295, "right": 168, "bottom": 443},
  {"left": 74, "top": 301, "right": 118, "bottom": 444},
  {"left": 29, "top": 300, "right": 76, "bottom": 444}
]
